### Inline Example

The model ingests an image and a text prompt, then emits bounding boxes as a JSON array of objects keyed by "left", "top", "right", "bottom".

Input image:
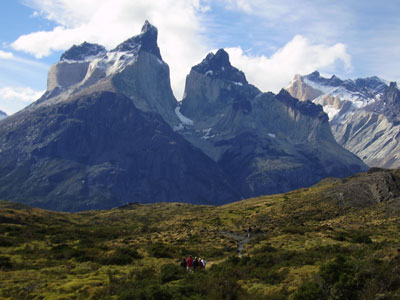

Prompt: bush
[
  {"left": 253, "top": 244, "right": 277, "bottom": 254},
  {"left": 160, "top": 263, "right": 184, "bottom": 284},
  {"left": 0, "top": 236, "right": 13, "bottom": 247},
  {"left": 332, "top": 231, "right": 349, "bottom": 242},
  {"left": 331, "top": 273, "right": 359, "bottom": 300},
  {"left": 50, "top": 243, "right": 76, "bottom": 259},
  {"left": 102, "top": 248, "right": 142, "bottom": 265},
  {"left": 148, "top": 242, "right": 172, "bottom": 258},
  {"left": 351, "top": 232, "right": 372, "bottom": 244},
  {"left": 130, "top": 266, "right": 156, "bottom": 282},
  {"left": 102, "top": 253, "right": 132, "bottom": 265},
  {"left": 0, "top": 255, "right": 12, "bottom": 269},
  {"left": 319, "top": 255, "right": 353, "bottom": 286},
  {"left": 283, "top": 225, "right": 306, "bottom": 235},
  {"left": 292, "top": 281, "right": 324, "bottom": 300},
  {"left": 117, "top": 285, "right": 172, "bottom": 300},
  {"left": 318, "top": 255, "right": 364, "bottom": 298}
]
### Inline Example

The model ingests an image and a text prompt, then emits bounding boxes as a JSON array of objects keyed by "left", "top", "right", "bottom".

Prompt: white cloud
[
  {"left": 0, "top": 50, "right": 14, "bottom": 60},
  {"left": 217, "top": 0, "right": 354, "bottom": 45},
  {"left": 223, "top": 0, "right": 289, "bottom": 18},
  {"left": 12, "top": 0, "right": 211, "bottom": 99},
  {"left": 226, "top": 35, "right": 352, "bottom": 93},
  {"left": 0, "top": 87, "right": 44, "bottom": 115},
  {"left": 10, "top": 1, "right": 356, "bottom": 99}
]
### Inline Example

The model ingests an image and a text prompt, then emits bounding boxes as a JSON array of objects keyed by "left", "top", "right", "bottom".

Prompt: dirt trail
[{"left": 220, "top": 231, "right": 250, "bottom": 257}]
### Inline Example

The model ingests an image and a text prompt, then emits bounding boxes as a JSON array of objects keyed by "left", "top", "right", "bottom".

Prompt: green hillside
[{"left": 1, "top": 168, "right": 400, "bottom": 299}]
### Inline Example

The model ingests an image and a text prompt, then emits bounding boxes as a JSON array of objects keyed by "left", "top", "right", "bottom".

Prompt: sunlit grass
[{"left": 1, "top": 171, "right": 400, "bottom": 299}]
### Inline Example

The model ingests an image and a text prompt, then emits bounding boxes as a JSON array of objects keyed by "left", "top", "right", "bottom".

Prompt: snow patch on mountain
[
  {"left": 201, "top": 128, "right": 215, "bottom": 140},
  {"left": 175, "top": 105, "right": 194, "bottom": 126},
  {"left": 322, "top": 105, "right": 341, "bottom": 120},
  {"left": 86, "top": 51, "right": 137, "bottom": 79},
  {"left": 304, "top": 78, "right": 376, "bottom": 109}
]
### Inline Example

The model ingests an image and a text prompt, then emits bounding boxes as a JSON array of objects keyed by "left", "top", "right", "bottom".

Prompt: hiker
[
  {"left": 180, "top": 258, "right": 187, "bottom": 269},
  {"left": 247, "top": 226, "right": 252, "bottom": 238},
  {"left": 186, "top": 255, "right": 193, "bottom": 272},
  {"left": 198, "top": 258, "right": 203, "bottom": 269},
  {"left": 201, "top": 258, "right": 207, "bottom": 269},
  {"left": 193, "top": 257, "right": 199, "bottom": 269}
]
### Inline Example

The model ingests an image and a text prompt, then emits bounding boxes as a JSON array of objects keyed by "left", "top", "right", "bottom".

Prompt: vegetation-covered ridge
[{"left": 1, "top": 168, "right": 400, "bottom": 299}]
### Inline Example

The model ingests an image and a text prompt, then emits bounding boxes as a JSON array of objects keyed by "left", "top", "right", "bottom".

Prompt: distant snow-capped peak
[{"left": 287, "top": 71, "right": 387, "bottom": 121}]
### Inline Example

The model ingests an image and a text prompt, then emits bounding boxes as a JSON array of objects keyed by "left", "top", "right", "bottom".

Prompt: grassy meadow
[{"left": 1, "top": 172, "right": 400, "bottom": 299}]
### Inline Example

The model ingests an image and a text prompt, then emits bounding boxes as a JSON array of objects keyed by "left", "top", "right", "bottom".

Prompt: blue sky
[{"left": 0, "top": 0, "right": 399, "bottom": 114}]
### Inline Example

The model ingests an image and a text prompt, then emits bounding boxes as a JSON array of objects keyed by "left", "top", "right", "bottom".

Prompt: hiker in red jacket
[{"left": 186, "top": 255, "right": 194, "bottom": 272}]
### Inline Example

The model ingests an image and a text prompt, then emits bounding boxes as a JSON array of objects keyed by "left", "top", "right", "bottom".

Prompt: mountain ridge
[
  {"left": 179, "top": 49, "right": 366, "bottom": 198},
  {"left": 287, "top": 71, "right": 400, "bottom": 168},
  {"left": 0, "top": 22, "right": 367, "bottom": 211}
]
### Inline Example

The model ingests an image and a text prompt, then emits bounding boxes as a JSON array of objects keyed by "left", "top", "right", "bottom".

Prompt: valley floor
[{"left": 1, "top": 171, "right": 400, "bottom": 299}]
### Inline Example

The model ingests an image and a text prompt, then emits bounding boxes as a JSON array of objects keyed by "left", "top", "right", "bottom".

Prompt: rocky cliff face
[
  {"left": 287, "top": 72, "right": 400, "bottom": 168},
  {"left": 43, "top": 20, "right": 179, "bottom": 127},
  {"left": 0, "top": 91, "right": 239, "bottom": 211},
  {"left": 0, "top": 22, "right": 239, "bottom": 211},
  {"left": 180, "top": 51, "right": 367, "bottom": 197},
  {"left": 0, "top": 23, "right": 368, "bottom": 211}
]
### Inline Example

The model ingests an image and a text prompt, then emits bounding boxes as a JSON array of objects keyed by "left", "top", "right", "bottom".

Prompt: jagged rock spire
[
  {"left": 192, "top": 49, "right": 248, "bottom": 84},
  {"left": 111, "top": 20, "right": 162, "bottom": 60}
]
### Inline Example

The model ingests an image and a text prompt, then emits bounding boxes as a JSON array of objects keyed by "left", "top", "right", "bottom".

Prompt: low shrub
[
  {"left": 0, "top": 255, "right": 12, "bottom": 269},
  {"left": 148, "top": 242, "right": 172, "bottom": 258},
  {"left": 350, "top": 232, "right": 372, "bottom": 244},
  {"left": 0, "top": 236, "right": 13, "bottom": 247},
  {"left": 160, "top": 263, "right": 184, "bottom": 284},
  {"left": 283, "top": 225, "right": 306, "bottom": 235},
  {"left": 332, "top": 231, "right": 349, "bottom": 242},
  {"left": 101, "top": 248, "right": 141, "bottom": 265},
  {"left": 292, "top": 281, "right": 324, "bottom": 300}
]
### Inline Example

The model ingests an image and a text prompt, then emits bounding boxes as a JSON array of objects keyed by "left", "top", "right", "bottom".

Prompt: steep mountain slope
[
  {"left": 0, "top": 23, "right": 239, "bottom": 211},
  {"left": 0, "top": 91, "right": 238, "bottom": 211},
  {"left": 43, "top": 20, "right": 180, "bottom": 127},
  {"left": 0, "top": 22, "right": 368, "bottom": 211},
  {"left": 287, "top": 72, "right": 400, "bottom": 168},
  {"left": 180, "top": 50, "right": 367, "bottom": 197}
]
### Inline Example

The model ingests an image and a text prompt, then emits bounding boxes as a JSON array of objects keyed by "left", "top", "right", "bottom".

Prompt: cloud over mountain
[
  {"left": 10, "top": 0, "right": 355, "bottom": 101},
  {"left": 226, "top": 35, "right": 352, "bottom": 93}
]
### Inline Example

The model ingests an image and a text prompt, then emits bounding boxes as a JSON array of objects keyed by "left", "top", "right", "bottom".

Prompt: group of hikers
[
  {"left": 179, "top": 227, "right": 253, "bottom": 272},
  {"left": 181, "top": 256, "right": 206, "bottom": 272}
]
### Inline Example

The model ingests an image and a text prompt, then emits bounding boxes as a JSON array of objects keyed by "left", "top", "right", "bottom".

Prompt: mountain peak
[
  {"left": 192, "top": 49, "right": 247, "bottom": 84},
  {"left": 141, "top": 20, "right": 156, "bottom": 35},
  {"left": 208, "top": 49, "right": 231, "bottom": 68},
  {"left": 384, "top": 82, "right": 400, "bottom": 106},
  {"left": 111, "top": 20, "right": 161, "bottom": 60},
  {"left": 60, "top": 42, "right": 106, "bottom": 61},
  {"left": 308, "top": 70, "right": 321, "bottom": 79},
  {"left": 388, "top": 81, "right": 398, "bottom": 90}
]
